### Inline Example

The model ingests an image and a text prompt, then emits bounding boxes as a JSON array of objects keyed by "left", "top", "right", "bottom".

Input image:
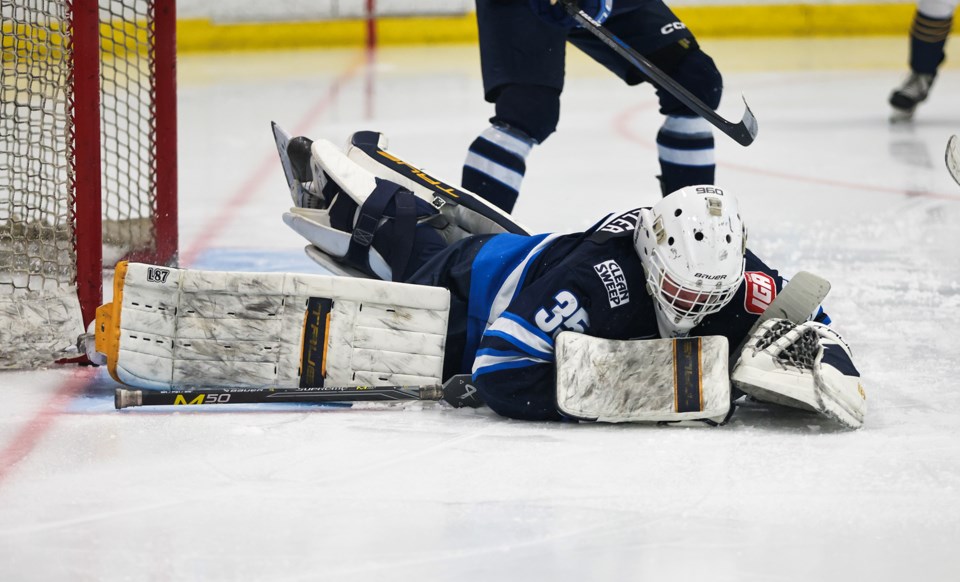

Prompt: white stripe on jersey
[
  {"left": 486, "top": 233, "right": 563, "bottom": 328},
  {"left": 485, "top": 315, "right": 554, "bottom": 358},
  {"left": 472, "top": 351, "right": 549, "bottom": 376}
]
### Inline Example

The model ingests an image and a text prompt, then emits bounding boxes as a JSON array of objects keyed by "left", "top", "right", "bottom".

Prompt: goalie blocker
[{"left": 556, "top": 333, "right": 732, "bottom": 425}]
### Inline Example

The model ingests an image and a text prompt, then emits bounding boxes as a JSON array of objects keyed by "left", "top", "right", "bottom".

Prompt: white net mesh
[{"left": 0, "top": 0, "right": 169, "bottom": 368}]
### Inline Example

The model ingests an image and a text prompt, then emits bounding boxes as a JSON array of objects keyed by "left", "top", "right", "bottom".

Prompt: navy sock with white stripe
[
  {"left": 462, "top": 124, "right": 535, "bottom": 214},
  {"left": 657, "top": 115, "right": 716, "bottom": 196},
  {"left": 910, "top": 10, "right": 952, "bottom": 74}
]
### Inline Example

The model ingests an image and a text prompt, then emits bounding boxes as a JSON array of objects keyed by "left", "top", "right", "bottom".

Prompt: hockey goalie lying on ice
[{"left": 88, "top": 125, "right": 866, "bottom": 429}]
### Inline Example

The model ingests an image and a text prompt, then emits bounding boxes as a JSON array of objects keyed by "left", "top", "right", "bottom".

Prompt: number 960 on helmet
[{"left": 634, "top": 185, "right": 747, "bottom": 337}]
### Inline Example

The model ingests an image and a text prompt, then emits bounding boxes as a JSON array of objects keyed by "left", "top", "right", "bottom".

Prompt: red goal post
[{"left": 0, "top": 0, "right": 177, "bottom": 368}]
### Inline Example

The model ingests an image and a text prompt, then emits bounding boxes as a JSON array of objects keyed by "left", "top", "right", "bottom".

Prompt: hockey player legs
[
  {"left": 889, "top": 0, "right": 957, "bottom": 120},
  {"left": 465, "top": 0, "right": 728, "bottom": 212}
]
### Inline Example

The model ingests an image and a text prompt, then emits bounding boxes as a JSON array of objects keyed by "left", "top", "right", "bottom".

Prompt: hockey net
[{"left": 0, "top": 0, "right": 177, "bottom": 368}]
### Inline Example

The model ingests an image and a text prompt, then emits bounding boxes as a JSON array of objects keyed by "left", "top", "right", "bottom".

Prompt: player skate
[
  {"left": 889, "top": 72, "right": 935, "bottom": 120},
  {"left": 272, "top": 123, "right": 529, "bottom": 281}
]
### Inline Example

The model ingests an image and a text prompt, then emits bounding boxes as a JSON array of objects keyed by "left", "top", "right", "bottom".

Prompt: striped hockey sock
[
  {"left": 910, "top": 10, "right": 952, "bottom": 74},
  {"left": 462, "top": 124, "right": 535, "bottom": 213},
  {"left": 657, "top": 115, "right": 716, "bottom": 196}
]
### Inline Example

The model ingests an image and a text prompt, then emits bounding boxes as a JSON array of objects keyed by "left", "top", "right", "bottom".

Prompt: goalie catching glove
[{"left": 732, "top": 319, "right": 866, "bottom": 429}]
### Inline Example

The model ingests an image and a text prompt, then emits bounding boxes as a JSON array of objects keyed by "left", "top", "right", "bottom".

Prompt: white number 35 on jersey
[{"left": 535, "top": 291, "right": 590, "bottom": 337}]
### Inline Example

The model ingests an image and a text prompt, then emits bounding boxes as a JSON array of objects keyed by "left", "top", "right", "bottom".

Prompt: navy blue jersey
[{"left": 410, "top": 208, "right": 826, "bottom": 421}]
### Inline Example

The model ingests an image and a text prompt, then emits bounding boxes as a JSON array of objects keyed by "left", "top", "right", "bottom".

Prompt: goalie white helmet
[{"left": 635, "top": 185, "right": 747, "bottom": 337}]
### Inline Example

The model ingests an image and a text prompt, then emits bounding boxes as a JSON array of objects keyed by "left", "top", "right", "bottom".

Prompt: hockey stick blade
[
  {"left": 560, "top": 0, "right": 758, "bottom": 146},
  {"left": 115, "top": 374, "right": 482, "bottom": 410},
  {"left": 947, "top": 135, "right": 960, "bottom": 187},
  {"left": 749, "top": 271, "right": 831, "bottom": 335},
  {"left": 731, "top": 271, "right": 831, "bottom": 365}
]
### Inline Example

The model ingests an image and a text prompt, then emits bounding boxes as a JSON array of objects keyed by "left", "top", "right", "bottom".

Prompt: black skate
[{"left": 889, "top": 72, "right": 935, "bottom": 121}]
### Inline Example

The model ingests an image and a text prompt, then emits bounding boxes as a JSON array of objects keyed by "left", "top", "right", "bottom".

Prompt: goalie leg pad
[
  {"left": 344, "top": 130, "right": 530, "bottom": 237},
  {"left": 555, "top": 333, "right": 731, "bottom": 424},
  {"left": 284, "top": 136, "right": 444, "bottom": 281},
  {"left": 96, "top": 262, "right": 450, "bottom": 390}
]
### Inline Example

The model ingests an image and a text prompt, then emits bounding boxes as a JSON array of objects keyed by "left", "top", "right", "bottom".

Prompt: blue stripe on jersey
[
  {"left": 463, "top": 233, "right": 555, "bottom": 369},
  {"left": 813, "top": 305, "right": 832, "bottom": 325}
]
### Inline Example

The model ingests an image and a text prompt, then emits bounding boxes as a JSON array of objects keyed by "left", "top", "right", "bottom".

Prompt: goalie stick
[
  {"left": 559, "top": 0, "right": 758, "bottom": 147},
  {"left": 947, "top": 135, "right": 960, "bottom": 187},
  {"left": 115, "top": 374, "right": 482, "bottom": 410},
  {"left": 749, "top": 271, "right": 831, "bottom": 335}
]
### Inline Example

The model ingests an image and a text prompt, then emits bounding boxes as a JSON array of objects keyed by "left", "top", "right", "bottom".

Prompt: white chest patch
[{"left": 594, "top": 260, "right": 630, "bottom": 308}]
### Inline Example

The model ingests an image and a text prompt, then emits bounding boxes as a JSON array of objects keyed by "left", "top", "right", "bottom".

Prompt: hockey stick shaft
[
  {"left": 559, "top": 0, "right": 758, "bottom": 146},
  {"left": 115, "top": 374, "right": 481, "bottom": 410}
]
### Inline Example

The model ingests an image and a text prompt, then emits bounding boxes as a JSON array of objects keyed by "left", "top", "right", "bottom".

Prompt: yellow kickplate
[{"left": 96, "top": 260, "right": 129, "bottom": 384}]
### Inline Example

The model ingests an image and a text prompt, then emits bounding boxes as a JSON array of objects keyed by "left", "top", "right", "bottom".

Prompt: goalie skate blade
[{"left": 947, "top": 135, "right": 960, "bottom": 187}]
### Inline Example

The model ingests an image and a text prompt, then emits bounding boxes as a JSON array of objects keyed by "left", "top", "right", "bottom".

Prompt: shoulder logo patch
[
  {"left": 594, "top": 260, "right": 630, "bottom": 307},
  {"left": 744, "top": 271, "right": 776, "bottom": 314}
]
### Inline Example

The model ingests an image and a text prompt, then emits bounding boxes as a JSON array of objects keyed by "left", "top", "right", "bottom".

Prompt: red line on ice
[
  {"left": 612, "top": 103, "right": 960, "bottom": 201},
  {"left": 179, "top": 51, "right": 373, "bottom": 266},
  {"left": 0, "top": 52, "right": 373, "bottom": 485},
  {"left": 0, "top": 372, "right": 89, "bottom": 485}
]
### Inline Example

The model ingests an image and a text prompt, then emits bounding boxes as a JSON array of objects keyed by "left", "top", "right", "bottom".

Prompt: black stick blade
[
  {"left": 729, "top": 96, "right": 759, "bottom": 147},
  {"left": 440, "top": 374, "right": 483, "bottom": 408}
]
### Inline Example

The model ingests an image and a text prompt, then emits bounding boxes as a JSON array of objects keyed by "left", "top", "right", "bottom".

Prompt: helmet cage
[{"left": 644, "top": 243, "right": 744, "bottom": 329}]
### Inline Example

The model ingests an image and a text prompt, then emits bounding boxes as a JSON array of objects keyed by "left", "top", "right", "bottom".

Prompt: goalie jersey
[{"left": 407, "top": 208, "right": 827, "bottom": 421}]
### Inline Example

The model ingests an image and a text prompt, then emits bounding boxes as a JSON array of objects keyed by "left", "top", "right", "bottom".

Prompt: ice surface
[{"left": 1, "top": 38, "right": 959, "bottom": 581}]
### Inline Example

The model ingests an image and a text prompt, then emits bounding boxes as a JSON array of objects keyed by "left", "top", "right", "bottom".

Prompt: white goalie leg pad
[
  {"left": 95, "top": 262, "right": 449, "bottom": 390},
  {"left": 282, "top": 137, "right": 396, "bottom": 279},
  {"left": 556, "top": 333, "right": 731, "bottom": 424},
  {"left": 343, "top": 131, "right": 531, "bottom": 239},
  {"left": 283, "top": 210, "right": 393, "bottom": 280},
  {"left": 731, "top": 319, "right": 866, "bottom": 429}
]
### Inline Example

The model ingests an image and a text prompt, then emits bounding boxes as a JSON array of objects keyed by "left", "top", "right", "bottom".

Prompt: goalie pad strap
[
  {"left": 555, "top": 333, "right": 730, "bottom": 424},
  {"left": 347, "top": 178, "right": 416, "bottom": 281},
  {"left": 674, "top": 337, "right": 705, "bottom": 413}
]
